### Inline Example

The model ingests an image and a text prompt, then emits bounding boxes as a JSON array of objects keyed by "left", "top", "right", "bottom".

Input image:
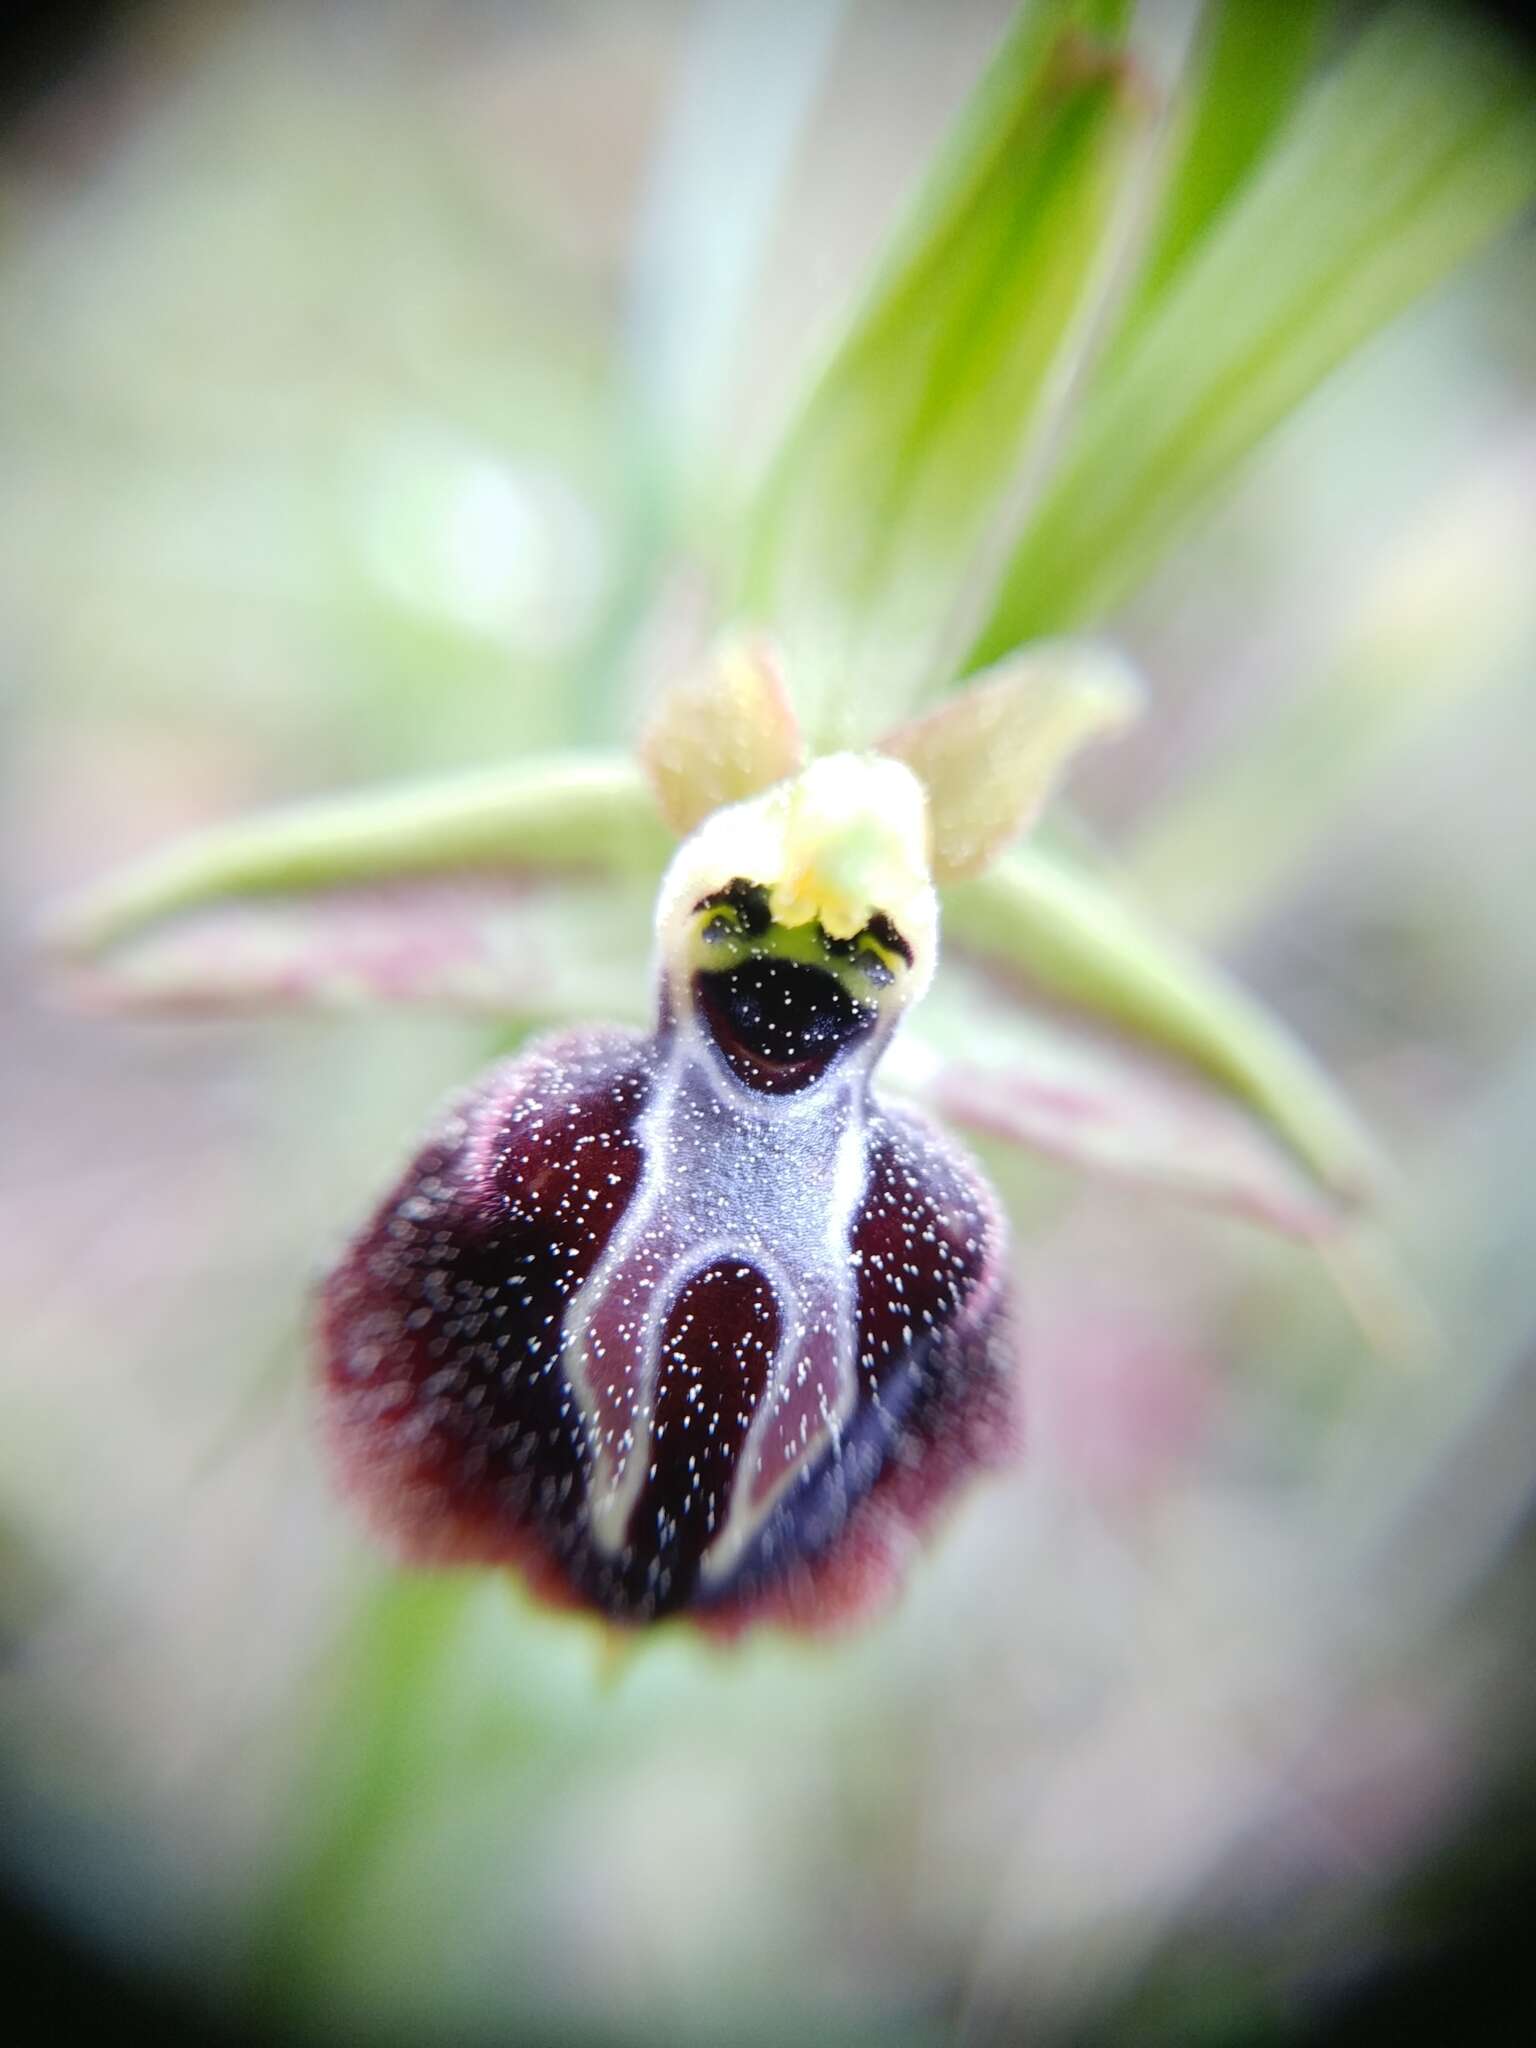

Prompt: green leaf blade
[
  {"left": 741, "top": 0, "right": 1149, "bottom": 742},
  {"left": 969, "top": 6, "right": 1536, "bottom": 660},
  {"left": 1122, "top": 0, "right": 1327, "bottom": 324}
]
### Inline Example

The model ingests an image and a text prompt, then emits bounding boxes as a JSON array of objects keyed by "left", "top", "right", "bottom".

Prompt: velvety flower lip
[{"left": 318, "top": 1029, "right": 1017, "bottom": 1634}]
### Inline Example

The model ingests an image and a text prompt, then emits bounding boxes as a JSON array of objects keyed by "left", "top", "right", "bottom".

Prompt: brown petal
[
  {"left": 639, "top": 635, "right": 804, "bottom": 835},
  {"left": 878, "top": 642, "right": 1140, "bottom": 881}
]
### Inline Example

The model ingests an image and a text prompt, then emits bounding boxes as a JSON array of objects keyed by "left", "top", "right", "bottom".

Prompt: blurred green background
[{"left": 3, "top": 2, "right": 1536, "bottom": 2042}]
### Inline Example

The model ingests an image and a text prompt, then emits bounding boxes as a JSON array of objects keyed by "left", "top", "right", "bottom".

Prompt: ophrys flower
[{"left": 51, "top": 639, "right": 1377, "bottom": 1636}]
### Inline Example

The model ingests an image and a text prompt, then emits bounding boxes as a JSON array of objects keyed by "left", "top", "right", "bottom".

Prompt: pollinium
[{"left": 319, "top": 756, "right": 1017, "bottom": 1635}]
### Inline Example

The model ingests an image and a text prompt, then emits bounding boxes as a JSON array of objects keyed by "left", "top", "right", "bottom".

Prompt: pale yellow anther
[
  {"left": 654, "top": 750, "right": 938, "bottom": 1002},
  {"left": 764, "top": 754, "right": 930, "bottom": 940}
]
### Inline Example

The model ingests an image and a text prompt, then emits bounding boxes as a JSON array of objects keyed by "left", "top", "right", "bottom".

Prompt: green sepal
[
  {"left": 51, "top": 752, "right": 672, "bottom": 958},
  {"left": 941, "top": 844, "right": 1380, "bottom": 1210}
]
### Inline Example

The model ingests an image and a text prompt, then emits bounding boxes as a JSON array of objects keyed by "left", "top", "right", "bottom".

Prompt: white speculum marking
[{"left": 563, "top": 990, "right": 870, "bottom": 1585}]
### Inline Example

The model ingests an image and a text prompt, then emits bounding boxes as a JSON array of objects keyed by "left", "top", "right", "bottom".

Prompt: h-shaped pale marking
[{"left": 562, "top": 1002, "right": 872, "bottom": 1584}]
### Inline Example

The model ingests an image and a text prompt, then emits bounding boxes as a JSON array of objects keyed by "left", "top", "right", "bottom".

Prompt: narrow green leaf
[
  {"left": 941, "top": 845, "right": 1380, "bottom": 1208},
  {"left": 741, "top": 0, "right": 1147, "bottom": 744},
  {"left": 1119, "top": 0, "right": 1326, "bottom": 326},
  {"left": 968, "top": 6, "right": 1536, "bottom": 660},
  {"left": 50, "top": 753, "right": 672, "bottom": 958}
]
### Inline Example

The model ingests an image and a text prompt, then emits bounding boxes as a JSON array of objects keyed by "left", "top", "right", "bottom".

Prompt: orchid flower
[{"left": 51, "top": 638, "right": 1376, "bottom": 1635}]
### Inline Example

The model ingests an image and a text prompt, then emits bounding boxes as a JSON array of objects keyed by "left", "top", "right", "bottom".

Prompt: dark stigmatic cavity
[{"left": 692, "top": 956, "right": 876, "bottom": 1093}]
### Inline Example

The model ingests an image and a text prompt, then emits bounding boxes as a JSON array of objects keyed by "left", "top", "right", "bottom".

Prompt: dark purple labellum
[{"left": 319, "top": 873, "right": 1018, "bottom": 1636}]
